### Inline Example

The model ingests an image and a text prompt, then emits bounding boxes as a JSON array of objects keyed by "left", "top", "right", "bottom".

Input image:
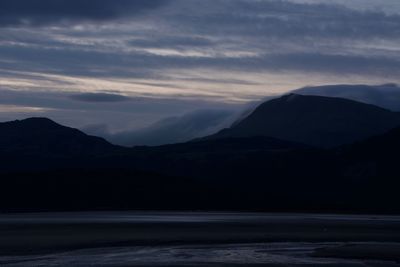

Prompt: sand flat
[{"left": 0, "top": 212, "right": 399, "bottom": 266}]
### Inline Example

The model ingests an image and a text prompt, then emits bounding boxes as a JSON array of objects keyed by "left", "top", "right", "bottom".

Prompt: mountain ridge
[
  {"left": 203, "top": 94, "right": 400, "bottom": 148},
  {"left": 0, "top": 117, "right": 119, "bottom": 157},
  {"left": 1, "top": 96, "right": 400, "bottom": 212},
  {"left": 293, "top": 84, "right": 400, "bottom": 111}
]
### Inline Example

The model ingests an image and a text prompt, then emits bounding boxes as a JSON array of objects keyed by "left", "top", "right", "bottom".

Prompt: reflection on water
[
  {"left": 0, "top": 242, "right": 391, "bottom": 267},
  {"left": 1, "top": 211, "right": 400, "bottom": 224},
  {"left": 0, "top": 212, "right": 400, "bottom": 266}
]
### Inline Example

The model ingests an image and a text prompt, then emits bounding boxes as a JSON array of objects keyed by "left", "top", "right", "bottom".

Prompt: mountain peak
[
  {"left": 206, "top": 94, "right": 400, "bottom": 148},
  {"left": 274, "top": 93, "right": 331, "bottom": 103},
  {"left": 0, "top": 117, "right": 118, "bottom": 157},
  {"left": 1, "top": 117, "right": 62, "bottom": 130},
  {"left": 293, "top": 84, "right": 400, "bottom": 111},
  {"left": 21, "top": 117, "right": 57, "bottom": 123},
  {"left": 16, "top": 117, "right": 61, "bottom": 127},
  {"left": 280, "top": 93, "right": 302, "bottom": 102},
  {"left": 261, "top": 93, "right": 391, "bottom": 113}
]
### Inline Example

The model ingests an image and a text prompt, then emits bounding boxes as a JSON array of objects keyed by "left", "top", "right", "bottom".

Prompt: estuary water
[{"left": 0, "top": 212, "right": 400, "bottom": 266}]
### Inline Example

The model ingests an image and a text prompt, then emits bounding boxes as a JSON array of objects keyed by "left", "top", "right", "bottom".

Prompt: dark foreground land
[{"left": 0, "top": 212, "right": 400, "bottom": 266}]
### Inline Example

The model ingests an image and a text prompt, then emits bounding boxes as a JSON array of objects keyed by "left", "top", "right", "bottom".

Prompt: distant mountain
[
  {"left": 102, "top": 109, "right": 235, "bottom": 147},
  {"left": 0, "top": 117, "right": 119, "bottom": 157},
  {"left": 205, "top": 94, "right": 400, "bottom": 148},
  {"left": 294, "top": 84, "right": 400, "bottom": 111}
]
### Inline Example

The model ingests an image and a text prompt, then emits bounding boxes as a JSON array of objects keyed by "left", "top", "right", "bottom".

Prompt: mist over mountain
[
  {"left": 85, "top": 109, "right": 237, "bottom": 147},
  {"left": 294, "top": 84, "right": 400, "bottom": 111},
  {"left": 205, "top": 94, "right": 400, "bottom": 148}
]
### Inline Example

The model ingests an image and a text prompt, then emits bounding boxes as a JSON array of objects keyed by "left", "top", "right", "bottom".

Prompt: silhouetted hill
[
  {"left": 326, "top": 126, "right": 400, "bottom": 212},
  {"left": 345, "top": 126, "right": 400, "bottom": 158},
  {"left": 2, "top": 108, "right": 400, "bottom": 213},
  {"left": 205, "top": 94, "right": 400, "bottom": 147},
  {"left": 0, "top": 117, "right": 119, "bottom": 157},
  {"left": 339, "top": 126, "right": 400, "bottom": 179},
  {"left": 123, "top": 136, "right": 316, "bottom": 179},
  {"left": 1, "top": 135, "right": 332, "bottom": 212}
]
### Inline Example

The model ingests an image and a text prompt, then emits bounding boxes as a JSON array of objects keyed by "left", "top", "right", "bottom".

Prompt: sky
[{"left": 1, "top": 0, "right": 400, "bottom": 140}]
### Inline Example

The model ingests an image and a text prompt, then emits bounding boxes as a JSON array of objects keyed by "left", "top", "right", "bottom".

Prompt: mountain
[
  {"left": 0, "top": 117, "right": 119, "bottom": 157},
  {"left": 205, "top": 94, "right": 400, "bottom": 148},
  {"left": 293, "top": 84, "right": 400, "bottom": 111},
  {"left": 2, "top": 102, "right": 400, "bottom": 213}
]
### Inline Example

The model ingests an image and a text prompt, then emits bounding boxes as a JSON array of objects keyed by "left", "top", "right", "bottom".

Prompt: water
[{"left": 0, "top": 212, "right": 399, "bottom": 266}]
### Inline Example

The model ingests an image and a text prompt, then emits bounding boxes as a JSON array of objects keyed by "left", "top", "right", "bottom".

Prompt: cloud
[
  {"left": 0, "top": 104, "right": 53, "bottom": 113},
  {"left": 1, "top": 0, "right": 400, "bottom": 82},
  {"left": 2, "top": 43, "right": 400, "bottom": 82},
  {"left": 128, "top": 36, "right": 215, "bottom": 49},
  {"left": 70, "top": 93, "right": 132, "bottom": 102},
  {"left": 164, "top": 0, "right": 400, "bottom": 40},
  {"left": 0, "top": 88, "right": 243, "bottom": 133},
  {"left": 1, "top": 0, "right": 400, "bottom": 129},
  {"left": 289, "top": 0, "right": 400, "bottom": 15},
  {"left": 0, "top": 0, "right": 168, "bottom": 26},
  {"left": 99, "top": 109, "right": 238, "bottom": 146}
]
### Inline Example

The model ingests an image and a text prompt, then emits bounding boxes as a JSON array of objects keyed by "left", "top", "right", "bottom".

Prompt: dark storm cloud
[
  {"left": 70, "top": 93, "right": 132, "bottom": 102},
  {"left": 0, "top": 0, "right": 168, "bottom": 26}
]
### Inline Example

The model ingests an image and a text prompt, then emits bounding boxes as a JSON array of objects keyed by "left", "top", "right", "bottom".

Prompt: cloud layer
[
  {"left": 70, "top": 93, "right": 132, "bottom": 103},
  {"left": 96, "top": 109, "right": 236, "bottom": 146},
  {"left": 0, "top": 0, "right": 167, "bottom": 26},
  {"left": 1, "top": 0, "right": 400, "bottom": 140}
]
